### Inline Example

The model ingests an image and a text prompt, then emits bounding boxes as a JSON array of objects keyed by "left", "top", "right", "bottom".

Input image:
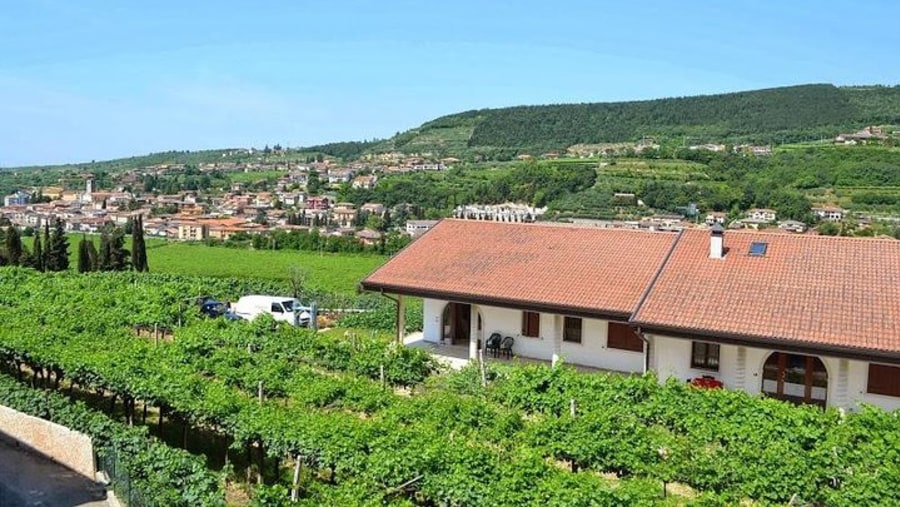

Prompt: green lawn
[{"left": 66, "top": 234, "right": 385, "bottom": 294}]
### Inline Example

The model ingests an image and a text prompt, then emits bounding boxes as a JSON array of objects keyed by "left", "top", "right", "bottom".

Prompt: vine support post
[
  {"left": 291, "top": 454, "right": 302, "bottom": 502},
  {"left": 258, "top": 381, "right": 264, "bottom": 404},
  {"left": 396, "top": 295, "right": 405, "bottom": 345},
  {"left": 379, "top": 365, "right": 385, "bottom": 386},
  {"left": 478, "top": 349, "right": 487, "bottom": 387},
  {"left": 570, "top": 398, "right": 576, "bottom": 417}
]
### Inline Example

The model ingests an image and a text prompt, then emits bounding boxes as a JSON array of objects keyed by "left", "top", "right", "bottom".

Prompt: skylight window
[{"left": 749, "top": 242, "right": 768, "bottom": 256}]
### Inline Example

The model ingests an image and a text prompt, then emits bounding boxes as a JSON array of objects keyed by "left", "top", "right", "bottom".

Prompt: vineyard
[{"left": 0, "top": 268, "right": 898, "bottom": 506}]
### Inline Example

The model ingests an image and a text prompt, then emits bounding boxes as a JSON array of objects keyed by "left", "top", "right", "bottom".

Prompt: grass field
[{"left": 66, "top": 234, "right": 385, "bottom": 294}]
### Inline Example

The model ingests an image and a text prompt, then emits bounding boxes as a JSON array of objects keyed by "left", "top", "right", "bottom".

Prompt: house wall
[
  {"left": 847, "top": 360, "right": 900, "bottom": 412},
  {"left": 422, "top": 299, "right": 643, "bottom": 372},
  {"left": 649, "top": 334, "right": 900, "bottom": 411},
  {"left": 422, "top": 298, "right": 445, "bottom": 343}
]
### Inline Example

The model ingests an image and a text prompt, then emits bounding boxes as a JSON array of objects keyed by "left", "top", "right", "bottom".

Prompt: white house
[
  {"left": 746, "top": 208, "right": 777, "bottom": 222},
  {"left": 3, "top": 191, "right": 30, "bottom": 207},
  {"left": 405, "top": 219, "right": 439, "bottom": 237},
  {"left": 362, "top": 219, "right": 900, "bottom": 412},
  {"left": 813, "top": 206, "right": 845, "bottom": 222}
]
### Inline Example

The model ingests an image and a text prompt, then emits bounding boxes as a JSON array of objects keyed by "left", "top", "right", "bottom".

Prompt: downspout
[{"left": 635, "top": 326, "right": 651, "bottom": 374}]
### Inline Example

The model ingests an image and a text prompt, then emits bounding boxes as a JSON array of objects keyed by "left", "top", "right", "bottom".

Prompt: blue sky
[{"left": 1, "top": 1, "right": 898, "bottom": 166}]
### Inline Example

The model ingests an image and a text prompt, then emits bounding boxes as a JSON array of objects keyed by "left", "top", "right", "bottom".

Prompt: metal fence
[{"left": 96, "top": 446, "right": 154, "bottom": 507}]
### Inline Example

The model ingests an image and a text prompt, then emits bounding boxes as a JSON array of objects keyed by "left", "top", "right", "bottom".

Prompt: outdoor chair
[
  {"left": 485, "top": 333, "right": 502, "bottom": 357},
  {"left": 499, "top": 336, "right": 515, "bottom": 359}
]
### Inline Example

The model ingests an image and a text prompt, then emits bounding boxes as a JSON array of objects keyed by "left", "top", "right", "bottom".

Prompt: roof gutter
[
  {"left": 359, "top": 281, "right": 633, "bottom": 322},
  {"left": 636, "top": 322, "right": 900, "bottom": 366}
]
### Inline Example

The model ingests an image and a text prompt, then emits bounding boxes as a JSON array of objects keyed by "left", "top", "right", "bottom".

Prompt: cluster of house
[
  {"left": 451, "top": 203, "right": 547, "bottom": 223},
  {"left": 560, "top": 205, "right": 857, "bottom": 235},
  {"left": 564, "top": 141, "right": 773, "bottom": 158},
  {"left": 0, "top": 176, "right": 413, "bottom": 245},
  {"left": 362, "top": 219, "right": 900, "bottom": 412},
  {"left": 834, "top": 126, "right": 894, "bottom": 145}
]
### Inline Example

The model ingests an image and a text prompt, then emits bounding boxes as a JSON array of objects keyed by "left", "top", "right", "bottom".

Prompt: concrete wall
[
  {"left": 0, "top": 405, "right": 95, "bottom": 479},
  {"left": 649, "top": 334, "right": 900, "bottom": 412}
]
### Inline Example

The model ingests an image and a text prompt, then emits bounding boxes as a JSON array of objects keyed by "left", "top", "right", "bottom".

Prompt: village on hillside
[{"left": 3, "top": 133, "right": 898, "bottom": 243}]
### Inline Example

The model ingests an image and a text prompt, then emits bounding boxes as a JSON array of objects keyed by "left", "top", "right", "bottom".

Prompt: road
[{"left": 0, "top": 438, "right": 109, "bottom": 507}]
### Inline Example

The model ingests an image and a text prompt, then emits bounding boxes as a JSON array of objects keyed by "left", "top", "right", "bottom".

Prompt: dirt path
[{"left": 0, "top": 438, "right": 109, "bottom": 507}]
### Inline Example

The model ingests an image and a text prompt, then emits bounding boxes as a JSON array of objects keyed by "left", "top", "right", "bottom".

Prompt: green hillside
[{"left": 377, "top": 84, "right": 900, "bottom": 158}]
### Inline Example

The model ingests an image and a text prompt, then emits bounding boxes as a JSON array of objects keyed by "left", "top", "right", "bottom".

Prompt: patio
[{"left": 403, "top": 332, "right": 617, "bottom": 374}]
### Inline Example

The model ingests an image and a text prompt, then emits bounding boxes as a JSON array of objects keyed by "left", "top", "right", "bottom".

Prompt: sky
[{"left": 1, "top": 0, "right": 898, "bottom": 166}]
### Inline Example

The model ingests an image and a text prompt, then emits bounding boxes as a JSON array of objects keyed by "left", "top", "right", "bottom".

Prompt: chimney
[{"left": 709, "top": 223, "right": 725, "bottom": 259}]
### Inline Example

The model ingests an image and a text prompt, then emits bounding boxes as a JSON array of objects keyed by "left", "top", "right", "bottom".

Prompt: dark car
[{"left": 199, "top": 299, "right": 228, "bottom": 318}]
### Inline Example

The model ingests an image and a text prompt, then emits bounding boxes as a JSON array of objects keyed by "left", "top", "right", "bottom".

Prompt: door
[
  {"left": 762, "top": 352, "right": 828, "bottom": 407},
  {"left": 441, "top": 303, "right": 471, "bottom": 345}
]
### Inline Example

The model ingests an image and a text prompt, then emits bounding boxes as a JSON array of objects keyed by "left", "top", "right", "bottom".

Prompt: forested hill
[{"left": 376, "top": 84, "right": 900, "bottom": 157}]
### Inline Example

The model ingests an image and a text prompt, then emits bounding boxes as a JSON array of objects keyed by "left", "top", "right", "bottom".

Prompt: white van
[{"left": 232, "top": 295, "right": 311, "bottom": 326}]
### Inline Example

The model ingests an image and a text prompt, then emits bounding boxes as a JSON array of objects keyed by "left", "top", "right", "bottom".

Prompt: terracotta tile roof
[
  {"left": 633, "top": 229, "right": 900, "bottom": 355},
  {"left": 362, "top": 219, "right": 677, "bottom": 318}
]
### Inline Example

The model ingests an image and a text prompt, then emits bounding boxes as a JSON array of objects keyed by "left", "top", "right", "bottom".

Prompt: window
[
  {"left": 867, "top": 364, "right": 900, "bottom": 397},
  {"left": 690, "top": 342, "right": 720, "bottom": 370},
  {"left": 270, "top": 303, "right": 283, "bottom": 313},
  {"left": 607, "top": 322, "right": 643, "bottom": 352},
  {"left": 563, "top": 317, "right": 582, "bottom": 343},
  {"left": 749, "top": 242, "right": 768, "bottom": 256},
  {"left": 521, "top": 311, "right": 540, "bottom": 337}
]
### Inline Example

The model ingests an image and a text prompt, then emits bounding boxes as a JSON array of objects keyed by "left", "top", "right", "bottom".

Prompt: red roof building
[{"left": 362, "top": 219, "right": 900, "bottom": 411}]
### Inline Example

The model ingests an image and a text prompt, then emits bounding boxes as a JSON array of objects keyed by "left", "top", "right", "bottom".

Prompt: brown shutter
[
  {"left": 868, "top": 364, "right": 900, "bottom": 397},
  {"left": 607, "top": 322, "right": 644, "bottom": 352},
  {"left": 521, "top": 311, "right": 540, "bottom": 337}
]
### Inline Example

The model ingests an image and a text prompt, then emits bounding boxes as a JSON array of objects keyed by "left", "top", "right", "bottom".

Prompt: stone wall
[{"left": 0, "top": 404, "right": 95, "bottom": 479}]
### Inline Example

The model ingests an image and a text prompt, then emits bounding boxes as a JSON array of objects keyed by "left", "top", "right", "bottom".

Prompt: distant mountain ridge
[
  {"left": 5, "top": 83, "right": 900, "bottom": 171},
  {"left": 372, "top": 84, "right": 900, "bottom": 158}
]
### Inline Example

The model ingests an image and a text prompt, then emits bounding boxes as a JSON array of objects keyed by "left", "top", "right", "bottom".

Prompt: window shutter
[{"left": 607, "top": 322, "right": 643, "bottom": 352}]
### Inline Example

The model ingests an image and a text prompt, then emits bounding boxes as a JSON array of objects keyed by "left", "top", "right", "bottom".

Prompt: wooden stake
[
  {"left": 258, "top": 381, "right": 264, "bottom": 404},
  {"left": 291, "top": 454, "right": 302, "bottom": 502},
  {"left": 570, "top": 398, "right": 576, "bottom": 417},
  {"left": 479, "top": 349, "right": 487, "bottom": 387}
]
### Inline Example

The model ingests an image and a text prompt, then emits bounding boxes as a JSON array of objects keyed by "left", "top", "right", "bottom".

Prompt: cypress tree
[
  {"left": 4, "top": 225, "right": 22, "bottom": 266},
  {"left": 77, "top": 236, "right": 93, "bottom": 273},
  {"left": 110, "top": 227, "right": 129, "bottom": 271},
  {"left": 32, "top": 233, "right": 43, "bottom": 272},
  {"left": 98, "top": 228, "right": 112, "bottom": 271},
  {"left": 87, "top": 240, "right": 100, "bottom": 271},
  {"left": 47, "top": 218, "right": 69, "bottom": 271},
  {"left": 42, "top": 223, "right": 50, "bottom": 270},
  {"left": 46, "top": 218, "right": 69, "bottom": 272},
  {"left": 131, "top": 215, "right": 148, "bottom": 272}
]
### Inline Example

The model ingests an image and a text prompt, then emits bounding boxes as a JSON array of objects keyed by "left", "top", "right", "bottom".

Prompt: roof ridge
[
  {"left": 688, "top": 228, "right": 899, "bottom": 244},
  {"left": 630, "top": 229, "right": 683, "bottom": 323}
]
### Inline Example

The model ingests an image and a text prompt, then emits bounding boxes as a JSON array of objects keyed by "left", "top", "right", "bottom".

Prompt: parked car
[
  {"left": 199, "top": 299, "right": 229, "bottom": 318},
  {"left": 231, "top": 295, "right": 311, "bottom": 326}
]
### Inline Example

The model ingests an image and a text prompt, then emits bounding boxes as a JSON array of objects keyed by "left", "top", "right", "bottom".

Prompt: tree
[
  {"left": 45, "top": 218, "right": 69, "bottom": 272},
  {"left": 307, "top": 171, "right": 322, "bottom": 195},
  {"left": 41, "top": 223, "right": 50, "bottom": 270},
  {"left": 288, "top": 266, "right": 308, "bottom": 301},
  {"left": 98, "top": 225, "right": 130, "bottom": 271},
  {"left": 31, "top": 234, "right": 44, "bottom": 272},
  {"left": 131, "top": 215, "right": 149, "bottom": 272},
  {"left": 4, "top": 225, "right": 23, "bottom": 266},
  {"left": 77, "top": 236, "right": 94, "bottom": 273}
]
